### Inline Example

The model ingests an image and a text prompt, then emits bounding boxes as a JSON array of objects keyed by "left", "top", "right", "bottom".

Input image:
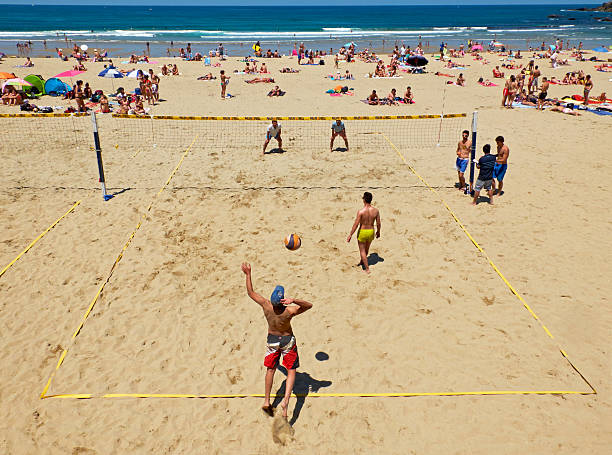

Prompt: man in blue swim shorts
[
  {"left": 455, "top": 130, "right": 471, "bottom": 191},
  {"left": 492, "top": 135, "right": 509, "bottom": 195}
]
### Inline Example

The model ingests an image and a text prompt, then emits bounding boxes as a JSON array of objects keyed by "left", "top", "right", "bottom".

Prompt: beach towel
[
  {"left": 268, "top": 91, "right": 286, "bottom": 97},
  {"left": 478, "top": 82, "right": 498, "bottom": 87},
  {"left": 363, "top": 75, "right": 403, "bottom": 79},
  {"left": 435, "top": 73, "right": 453, "bottom": 78}
]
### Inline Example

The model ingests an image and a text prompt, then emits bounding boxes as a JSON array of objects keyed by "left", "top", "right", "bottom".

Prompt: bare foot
[
  {"left": 472, "top": 201, "right": 477, "bottom": 206},
  {"left": 364, "top": 268, "right": 371, "bottom": 274},
  {"left": 280, "top": 399, "right": 289, "bottom": 418},
  {"left": 262, "top": 405, "right": 274, "bottom": 417}
]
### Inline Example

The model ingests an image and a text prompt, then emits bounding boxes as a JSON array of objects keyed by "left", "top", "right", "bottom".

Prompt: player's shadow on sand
[
  {"left": 331, "top": 147, "right": 348, "bottom": 152},
  {"left": 367, "top": 253, "right": 384, "bottom": 266},
  {"left": 272, "top": 366, "right": 332, "bottom": 425},
  {"left": 264, "top": 148, "right": 286, "bottom": 155},
  {"left": 473, "top": 195, "right": 493, "bottom": 205}
]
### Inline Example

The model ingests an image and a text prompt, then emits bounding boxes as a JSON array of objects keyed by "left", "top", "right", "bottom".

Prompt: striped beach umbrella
[{"left": 98, "top": 68, "right": 124, "bottom": 78}]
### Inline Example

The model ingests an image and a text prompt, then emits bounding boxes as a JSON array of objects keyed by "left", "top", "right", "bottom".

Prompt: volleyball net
[
  {"left": 1, "top": 113, "right": 470, "bottom": 196},
  {"left": 1, "top": 112, "right": 468, "bottom": 153}
]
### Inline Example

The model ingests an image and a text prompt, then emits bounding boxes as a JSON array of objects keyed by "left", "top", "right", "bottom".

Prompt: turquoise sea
[{"left": 0, "top": 4, "right": 610, "bottom": 55}]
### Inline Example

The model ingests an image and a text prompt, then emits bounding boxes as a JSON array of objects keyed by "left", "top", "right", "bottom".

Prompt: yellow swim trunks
[{"left": 357, "top": 228, "right": 375, "bottom": 243}]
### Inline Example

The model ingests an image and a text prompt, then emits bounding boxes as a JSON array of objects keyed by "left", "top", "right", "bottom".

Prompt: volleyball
[{"left": 284, "top": 234, "right": 301, "bottom": 251}]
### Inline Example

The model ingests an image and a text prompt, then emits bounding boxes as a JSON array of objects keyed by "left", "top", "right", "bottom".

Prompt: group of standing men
[{"left": 455, "top": 130, "right": 509, "bottom": 205}]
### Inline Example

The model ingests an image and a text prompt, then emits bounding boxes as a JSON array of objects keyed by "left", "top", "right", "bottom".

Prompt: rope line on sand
[
  {"left": 41, "top": 389, "right": 594, "bottom": 400},
  {"left": 380, "top": 133, "right": 596, "bottom": 396},
  {"left": 40, "top": 136, "right": 198, "bottom": 399},
  {"left": 0, "top": 200, "right": 81, "bottom": 279},
  {"left": 39, "top": 134, "right": 595, "bottom": 400}
]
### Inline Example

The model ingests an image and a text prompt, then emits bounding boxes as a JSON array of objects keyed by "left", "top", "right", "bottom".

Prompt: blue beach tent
[
  {"left": 592, "top": 46, "right": 609, "bottom": 53},
  {"left": 44, "top": 77, "right": 71, "bottom": 96}
]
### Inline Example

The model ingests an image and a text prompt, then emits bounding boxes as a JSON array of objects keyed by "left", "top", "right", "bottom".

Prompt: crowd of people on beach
[{"left": 2, "top": 37, "right": 609, "bottom": 116}]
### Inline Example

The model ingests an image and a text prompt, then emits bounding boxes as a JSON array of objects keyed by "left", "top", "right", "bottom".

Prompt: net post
[
  {"left": 91, "top": 112, "right": 113, "bottom": 201},
  {"left": 468, "top": 111, "right": 478, "bottom": 196}
]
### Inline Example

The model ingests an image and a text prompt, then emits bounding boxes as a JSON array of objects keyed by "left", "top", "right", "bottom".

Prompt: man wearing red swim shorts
[{"left": 241, "top": 262, "right": 313, "bottom": 419}]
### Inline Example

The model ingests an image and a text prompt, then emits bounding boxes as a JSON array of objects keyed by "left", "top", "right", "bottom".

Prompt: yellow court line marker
[
  {"left": 380, "top": 133, "right": 596, "bottom": 395},
  {"left": 40, "top": 137, "right": 198, "bottom": 399},
  {"left": 1, "top": 200, "right": 81, "bottom": 279},
  {"left": 41, "top": 389, "right": 594, "bottom": 400}
]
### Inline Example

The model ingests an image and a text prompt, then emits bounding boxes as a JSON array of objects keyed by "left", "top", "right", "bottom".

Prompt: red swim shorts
[{"left": 264, "top": 334, "right": 300, "bottom": 370}]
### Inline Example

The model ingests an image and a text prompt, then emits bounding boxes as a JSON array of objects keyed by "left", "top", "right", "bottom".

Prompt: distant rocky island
[{"left": 569, "top": 2, "right": 612, "bottom": 12}]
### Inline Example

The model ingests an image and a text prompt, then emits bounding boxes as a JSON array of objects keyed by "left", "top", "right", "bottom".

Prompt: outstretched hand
[
  {"left": 280, "top": 298, "right": 294, "bottom": 306},
  {"left": 241, "top": 262, "right": 251, "bottom": 275}
]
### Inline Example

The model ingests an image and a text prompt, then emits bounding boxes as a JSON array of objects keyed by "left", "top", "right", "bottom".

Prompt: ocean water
[{"left": 0, "top": 4, "right": 610, "bottom": 56}]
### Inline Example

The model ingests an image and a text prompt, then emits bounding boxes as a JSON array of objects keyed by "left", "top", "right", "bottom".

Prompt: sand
[{"left": 0, "top": 50, "right": 611, "bottom": 454}]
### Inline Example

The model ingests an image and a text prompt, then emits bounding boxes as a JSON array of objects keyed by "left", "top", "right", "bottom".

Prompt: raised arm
[
  {"left": 280, "top": 298, "right": 313, "bottom": 315},
  {"left": 241, "top": 262, "right": 267, "bottom": 306},
  {"left": 347, "top": 210, "right": 361, "bottom": 242}
]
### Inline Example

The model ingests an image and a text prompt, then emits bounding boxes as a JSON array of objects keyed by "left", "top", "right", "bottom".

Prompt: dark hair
[
  {"left": 495, "top": 135, "right": 504, "bottom": 143},
  {"left": 363, "top": 192, "right": 373, "bottom": 203},
  {"left": 483, "top": 144, "right": 491, "bottom": 154},
  {"left": 463, "top": 130, "right": 469, "bottom": 135}
]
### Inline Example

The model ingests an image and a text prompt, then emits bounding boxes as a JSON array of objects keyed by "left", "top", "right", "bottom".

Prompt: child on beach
[{"left": 220, "top": 70, "right": 229, "bottom": 99}]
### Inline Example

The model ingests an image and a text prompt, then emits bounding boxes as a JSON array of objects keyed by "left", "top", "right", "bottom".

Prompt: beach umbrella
[
  {"left": 493, "top": 42, "right": 504, "bottom": 47},
  {"left": 54, "top": 70, "right": 85, "bottom": 78},
  {"left": 406, "top": 55, "right": 428, "bottom": 67},
  {"left": 0, "top": 71, "right": 16, "bottom": 79},
  {"left": 2, "top": 78, "right": 32, "bottom": 93},
  {"left": 98, "top": 68, "right": 124, "bottom": 78},
  {"left": 592, "top": 46, "right": 609, "bottom": 53},
  {"left": 126, "top": 70, "right": 143, "bottom": 78}
]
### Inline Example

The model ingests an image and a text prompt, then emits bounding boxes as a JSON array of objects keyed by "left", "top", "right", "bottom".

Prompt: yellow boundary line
[
  {"left": 379, "top": 133, "right": 596, "bottom": 396},
  {"left": 1, "top": 200, "right": 81, "bottom": 279},
  {"left": 42, "top": 390, "right": 593, "bottom": 399},
  {"left": 111, "top": 113, "right": 467, "bottom": 121},
  {"left": 39, "top": 130, "right": 596, "bottom": 400},
  {"left": 0, "top": 113, "right": 88, "bottom": 118},
  {"left": 40, "top": 137, "right": 198, "bottom": 399}
]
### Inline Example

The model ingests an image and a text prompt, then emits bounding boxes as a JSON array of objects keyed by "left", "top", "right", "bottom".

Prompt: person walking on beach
[
  {"left": 347, "top": 192, "right": 381, "bottom": 274},
  {"left": 220, "top": 70, "right": 229, "bottom": 99},
  {"left": 241, "top": 262, "right": 313, "bottom": 419},
  {"left": 456, "top": 130, "right": 471, "bottom": 191},
  {"left": 472, "top": 144, "right": 496, "bottom": 206},
  {"left": 330, "top": 119, "right": 349, "bottom": 152},
  {"left": 492, "top": 136, "right": 509, "bottom": 195},
  {"left": 263, "top": 119, "right": 282, "bottom": 155}
]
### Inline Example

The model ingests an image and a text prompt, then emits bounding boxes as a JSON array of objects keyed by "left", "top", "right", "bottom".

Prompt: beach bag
[{"left": 319, "top": 59, "right": 325, "bottom": 65}]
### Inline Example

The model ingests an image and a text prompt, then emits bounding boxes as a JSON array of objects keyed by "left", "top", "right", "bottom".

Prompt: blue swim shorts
[
  {"left": 455, "top": 157, "right": 468, "bottom": 173},
  {"left": 493, "top": 163, "right": 508, "bottom": 181}
]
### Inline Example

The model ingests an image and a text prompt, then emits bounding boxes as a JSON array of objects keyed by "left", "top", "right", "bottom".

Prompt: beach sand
[{"left": 1, "top": 51, "right": 611, "bottom": 454}]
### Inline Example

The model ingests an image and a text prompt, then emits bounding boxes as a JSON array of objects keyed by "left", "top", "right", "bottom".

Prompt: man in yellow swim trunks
[{"left": 347, "top": 192, "right": 381, "bottom": 274}]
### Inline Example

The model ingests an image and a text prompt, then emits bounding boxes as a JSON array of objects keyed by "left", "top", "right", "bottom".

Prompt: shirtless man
[
  {"left": 347, "top": 192, "right": 381, "bottom": 274},
  {"left": 220, "top": 70, "right": 229, "bottom": 99},
  {"left": 241, "top": 262, "right": 313, "bottom": 418},
  {"left": 330, "top": 119, "right": 349, "bottom": 152},
  {"left": 367, "top": 90, "right": 379, "bottom": 105},
  {"left": 537, "top": 77, "right": 549, "bottom": 110},
  {"left": 492, "top": 135, "right": 509, "bottom": 195},
  {"left": 455, "top": 130, "right": 472, "bottom": 191},
  {"left": 263, "top": 119, "right": 282, "bottom": 155}
]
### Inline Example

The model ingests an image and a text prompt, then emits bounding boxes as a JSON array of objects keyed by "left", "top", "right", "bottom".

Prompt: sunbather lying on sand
[{"left": 246, "top": 77, "right": 275, "bottom": 84}]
